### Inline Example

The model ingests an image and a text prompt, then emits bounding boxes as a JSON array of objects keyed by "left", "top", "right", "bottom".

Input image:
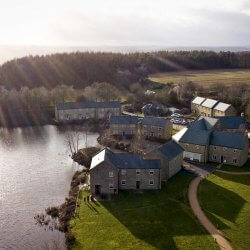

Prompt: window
[
  {"left": 233, "top": 158, "right": 237, "bottom": 164},
  {"left": 109, "top": 183, "right": 114, "bottom": 189},
  {"left": 109, "top": 171, "right": 114, "bottom": 178},
  {"left": 214, "top": 146, "right": 217, "bottom": 150},
  {"left": 136, "top": 169, "right": 140, "bottom": 175},
  {"left": 223, "top": 147, "right": 227, "bottom": 151},
  {"left": 149, "top": 170, "right": 154, "bottom": 175},
  {"left": 149, "top": 180, "right": 154, "bottom": 185},
  {"left": 212, "top": 154, "right": 217, "bottom": 160},
  {"left": 121, "top": 169, "right": 126, "bottom": 175},
  {"left": 196, "top": 145, "right": 199, "bottom": 149},
  {"left": 158, "top": 127, "right": 162, "bottom": 131},
  {"left": 121, "top": 180, "right": 126, "bottom": 185},
  {"left": 233, "top": 149, "right": 237, "bottom": 153}
]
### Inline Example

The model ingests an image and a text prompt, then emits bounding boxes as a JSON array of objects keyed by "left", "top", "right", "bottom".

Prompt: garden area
[
  {"left": 70, "top": 173, "right": 218, "bottom": 250},
  {"left": 199, "top": 172, "right": 250, "bottom": 250}
]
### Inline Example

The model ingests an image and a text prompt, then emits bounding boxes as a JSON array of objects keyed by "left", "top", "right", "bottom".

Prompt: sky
[{"left": 0, "top": 0, "right": 250, "bottom": 47}]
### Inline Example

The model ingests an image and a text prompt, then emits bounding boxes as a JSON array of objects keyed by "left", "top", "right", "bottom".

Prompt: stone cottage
[{"left": 55, "top": 101, "right": 121, "bottom": 122}]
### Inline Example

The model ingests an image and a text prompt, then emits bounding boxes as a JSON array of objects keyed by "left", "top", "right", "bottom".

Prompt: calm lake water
[{"left": 0, "top": 125, "right": 99, "bottom": 250}]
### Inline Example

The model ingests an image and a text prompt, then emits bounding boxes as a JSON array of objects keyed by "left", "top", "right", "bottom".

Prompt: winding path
[{"left": 188, "top": 176, "right": 232, "bottom": 250}]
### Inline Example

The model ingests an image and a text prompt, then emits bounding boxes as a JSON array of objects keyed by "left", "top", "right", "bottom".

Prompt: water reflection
[{"left": 0, "top": 125, "right": 99, "bottom": 249}]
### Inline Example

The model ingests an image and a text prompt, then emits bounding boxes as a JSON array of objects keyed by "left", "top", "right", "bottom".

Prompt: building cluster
[
  {"left": 55, "top": 101, "right": 121, "bottom": 122},
  {"left": 90, "top": 140, "right": 183, "bottom": 195},
  {"left": 54, "top": 99, "right": 249, "bottom": 196},
  {"left": 191, "top": 96, "right": 236, "bottom": 117},
  {"left": 109, "top": 115, "right": 172, "bottom": 140},
  {"left": 173, "top": 116, "right": 248, "bottom": 166}
]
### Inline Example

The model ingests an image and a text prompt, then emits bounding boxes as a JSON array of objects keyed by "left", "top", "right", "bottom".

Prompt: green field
[
  {"left": 70, "top": 173, "right": 218, "bottom": 250},
  {"left": 199, "top": 172, "right": 250, "bottom": 249},
  {"left": 149, "top": 69, "right": 250, "bottom": 87}
]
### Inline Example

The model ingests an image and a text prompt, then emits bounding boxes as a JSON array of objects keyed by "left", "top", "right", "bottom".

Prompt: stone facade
[
  {"left": 90, "top": 161, "right": 119, "bottom": 195},
  {"left": 209, "top": 141, "right": 249, "bottom": 167},
  {"left": 213, "top": 105, "right": 236, "bottom": 117},
  {"left": 141, "top": 123, "right": 172, "bottom": 140},
  {"left": 110, "top": 124, "right": 137, "bottom": 136},
  {"left": 55, "top": 101, "right": 121, "bottom": 122},
  {"left": 180, "top": 143, "right": 208, "bottom": 163}
]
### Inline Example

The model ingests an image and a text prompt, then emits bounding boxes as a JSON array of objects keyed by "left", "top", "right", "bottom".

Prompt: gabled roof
[
  {"left": 214, "top": 102, "right": 231, "bottom": 112},
  {"left": 110, "top": 115, "right": 139, "bottom": 125},
  {"left": 216, "top": 116, "right": 245, "bottom": 129},
  {"left": 179, "top": 129, "right": 211, "bottom": 146},
  {"left": 90, "top": 148, "right": 160, "bottom": 170},
  {"left": 192, "top": 96, "right": 206, "bottom": 105},
  {"left": 196, "top": 116, "right": 219, "bottom": 130},
  {"left": 56, "top": 101, "right": 121, "bottom": 110},
  {"left": 140, "top": 117, "right": 169, "bottom": 127},
  {"left": 210, "top": 131, "right": 247, "bottom": 150},
  {"left": 156, "top": 140, "right": 184, "bottom": 160},
  {"left": 201, "top": 98, "right": 219, "bottom": 108}
]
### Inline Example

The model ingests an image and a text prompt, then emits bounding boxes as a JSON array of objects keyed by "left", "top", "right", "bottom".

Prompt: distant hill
[{"left": 1, "top": 50, "right": 250, "bottom": 90}]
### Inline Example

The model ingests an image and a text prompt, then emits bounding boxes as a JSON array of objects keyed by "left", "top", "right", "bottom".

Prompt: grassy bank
[
  {"left": 70, "top": 172, "right": 218, "bottom": 250},
  {"left": 219, "top": 159, "right": 250, "bottom": 172},
  {"left": 199, "top": 172, "right": 250, "bottom": 249},
  {"left": 149, "top": 69, "right": 250, "bottom": 88}
]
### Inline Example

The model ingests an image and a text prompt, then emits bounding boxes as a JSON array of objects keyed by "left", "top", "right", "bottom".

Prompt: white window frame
[
  {"left": 121, "top": 180, "right": 126, "bottom": 185},
  {"left": 149, "top": 180, "right": 154, "bottom": 185},
  {"left": 233, "top": 149, "right": 237, "bottom": 153},
  {"left": 136, "top": 169, "right": 141, "bottom": 175},
  {"left": 223, "top": 147, "right": 227, "bottom": 151},
  {"left": 109, "top": 171, "right": 114, "bottom": 178},
  {"left": 109, "top": 183, "right": 114, "bottom": 189},
  {"left": 212, "top": 154, "right": 217, "bottom": 160},
  {"left": 233, "top": 158, "right": 237, "bottom": 164},
  {"left": 121, "top": 169, "right": 126, "bottom": 175},
  {"left": 196, "top": 145, "right": 199, "bottom": 149},
  {"left": 149, "top": 170, "right": 154, "bottom": 175},
  {"left": 214, "top": 146, "right": 217, "bottom": 150}
]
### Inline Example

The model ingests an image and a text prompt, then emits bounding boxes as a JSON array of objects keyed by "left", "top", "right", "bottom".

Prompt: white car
[{"left": 171, "top": 113, "right": 183, "bottom": 118}]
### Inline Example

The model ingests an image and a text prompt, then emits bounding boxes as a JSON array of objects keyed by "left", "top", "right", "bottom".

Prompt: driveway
[{"left": 183, "top": 160, "right": 215, "bottom": 177}]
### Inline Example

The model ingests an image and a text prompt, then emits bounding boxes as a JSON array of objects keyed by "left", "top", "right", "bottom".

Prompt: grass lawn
[
  {"left": 219, "top": 159, "right": 250, "bottom": 172},
  {"left": 148, "top": 69, "right": 250, "bottom": 88},
  {"left": 199, "top": 172, "right": 250, "bottom": 250},
  {"left": 70, "top": 173, "right": 218, "bottom": 250}
]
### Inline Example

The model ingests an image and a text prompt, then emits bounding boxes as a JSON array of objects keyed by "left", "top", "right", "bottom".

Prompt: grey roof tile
[
  {"left": 110, "top": 115, "right": 139, "bottom": 125},
  {"left": 216, "top": 116, "right": 245, "bottom": 129},
  {"left": 210, "top": 131, "right": 247, "bottom": 149},
  {"left": 157, "top": 140, "right": 184, "bottom": 160},
  {"left": 201, "top": 98, "right": 219, "bottom": 108},
  {"left": 140, "top": 117, "right": 169, "bottom": 127}
]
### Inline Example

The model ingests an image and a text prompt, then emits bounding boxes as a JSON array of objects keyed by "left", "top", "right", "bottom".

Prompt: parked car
[{"left": 171, "top": 113, "right": 183, "bottom": 118}]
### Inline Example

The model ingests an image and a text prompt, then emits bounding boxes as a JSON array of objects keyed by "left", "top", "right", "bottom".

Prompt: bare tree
[{"left": 65, "top": 131, "right": 81, "bottom": 156}]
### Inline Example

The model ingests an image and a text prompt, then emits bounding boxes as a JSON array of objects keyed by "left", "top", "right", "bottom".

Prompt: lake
[{"left": 0, "top": 125, "right": 99, "bottom": 249}]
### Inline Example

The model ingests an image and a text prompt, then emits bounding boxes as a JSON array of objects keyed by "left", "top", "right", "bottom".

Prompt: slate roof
[
  {"left": 156, "top": 140, "right": 184, "bottom": 160},
  {"left": 216, "top": 116, "right": 245, "bottom": 129},
  {"left": 140, "top": 117, "right": 169, "bottom": 127},
  {"left": 201, "top": 98, "right": 219, "bottom": 108},
  {"left": 56, "top": 101, "right": 121, "bottom": 110},
  {"left": 110, "top": 115, "right": 139, "bottom": 125},
  {"left": 91, "top": 148, "right": 160, "bottom": 170},
  {"left": 192, "top": 96, "right": 206, "bottom": 105},
  {"left": 214, "top": 102, "right": 231, "bottom": 112},
  {"left": 179, "top": 129, "right": 211, "bottom": 146},
  {"left": 210, "top": 131, "right": 247, "bottom": 150},
  {"left": 196, "top": 116, "right": 219, "bottom": 130}
]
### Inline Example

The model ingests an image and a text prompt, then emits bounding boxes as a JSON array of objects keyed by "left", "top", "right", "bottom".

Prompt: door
[
  {"left": 136, "top": 181, "right": 140, "bottom": 189},
  {"left": 95, "top": 185, "right": 101, "bottom": 195},
  {"left": 221, "top": 156, "right": 224, "bottom": 163}
]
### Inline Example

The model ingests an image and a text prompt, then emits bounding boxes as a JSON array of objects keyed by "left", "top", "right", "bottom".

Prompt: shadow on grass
[
  {"left": 89, "top": 173, "right": 216, "bottom": 250},
  {"left": 215, "top": 171, "right": 250, "bottom": 186},
  {"left": 199, "top": 177, "right": 246, "bottom": 226}
]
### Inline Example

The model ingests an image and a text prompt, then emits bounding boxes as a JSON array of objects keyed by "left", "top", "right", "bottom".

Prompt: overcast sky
[{"left": 0, "top": 0, "right": 250, "bottom": 46}]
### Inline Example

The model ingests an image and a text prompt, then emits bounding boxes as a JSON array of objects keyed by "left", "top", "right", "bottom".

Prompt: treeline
[{"left": 1, "top": 51, "right": 250, "bottom": 90}]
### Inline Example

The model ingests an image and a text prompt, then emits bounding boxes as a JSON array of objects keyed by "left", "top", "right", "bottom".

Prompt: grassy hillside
[
  {"left": 199, "top": 171, "right": 250, "bottom": 250},
  {"left": 149, "top": 69, "right": 250, "bottom": 88},
  {"left": 70, "top": 173, "right": 218, "bottom": 250}
]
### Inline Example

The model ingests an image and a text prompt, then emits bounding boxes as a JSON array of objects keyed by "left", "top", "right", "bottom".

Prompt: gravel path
[{"left": 188, "top": 176, "right": 233, "bottom": 250}]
